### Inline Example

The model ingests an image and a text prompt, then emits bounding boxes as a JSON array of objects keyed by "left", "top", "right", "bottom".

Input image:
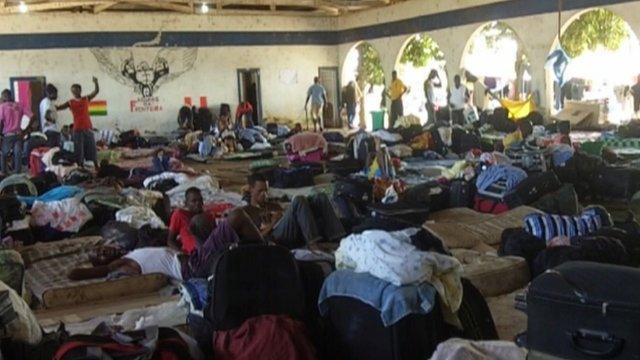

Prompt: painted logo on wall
[{"left": 90, "top": 47, "right": 198, "bottom": 98}]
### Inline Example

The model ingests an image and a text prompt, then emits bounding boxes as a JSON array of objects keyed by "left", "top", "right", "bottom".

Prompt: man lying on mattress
[{"left": 68, "top": 208, "right": 263, "bottom": 281}]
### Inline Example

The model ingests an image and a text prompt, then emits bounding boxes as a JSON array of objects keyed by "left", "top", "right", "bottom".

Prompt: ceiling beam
[
  {"left": 93, "top": 1, "right": 118, "bottom": 13},
  {"left": 119, "top": 0, "right": 193, "bottom": 13},
  {"left": 0, "top": 1, "right": 108, "bottom": 14}
]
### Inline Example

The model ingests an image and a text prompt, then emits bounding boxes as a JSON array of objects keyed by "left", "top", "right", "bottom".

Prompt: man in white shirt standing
[
  {"left": 39, "top": 84, "right": 61, "bottom": 147},
  {"left": 448, "top": 75, "right": 469, "bottom": 126}
]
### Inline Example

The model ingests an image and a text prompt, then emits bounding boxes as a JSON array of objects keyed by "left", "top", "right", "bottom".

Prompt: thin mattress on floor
[{"left": 22, "top": 237, "right": 168, "bottom": 308}]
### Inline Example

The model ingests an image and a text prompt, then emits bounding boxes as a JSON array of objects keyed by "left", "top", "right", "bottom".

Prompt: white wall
[
  {"left": 2, "top": 0, "right": 640, "bottom": 130},
  {"left": 337, "top": 0, "right": 640, "bottom": 111},
  {"left": 0, "top": 13, "right": 338, "bottom": 132}
]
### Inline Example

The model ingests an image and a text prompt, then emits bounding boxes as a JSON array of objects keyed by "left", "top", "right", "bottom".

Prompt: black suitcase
[
  {"left": 448, "top": 179, "right": 475, "bottom": 208},
  {"left": 368, "top": 201, "right": 430, "bottom": 226},
  {"left": 323, "top": 295, "right": 449, "bottom": 360},
  {"left": 527, "top": 261, "right": 640, "bottom": 359},
  {"left": 204, "top": 244, "right": 305, "bottom": 330},
  {"left": 507, "top": 171, "right": 562, "bottom": 207},
  {"left": 590, "top": 167, "right": 640, "bottom": 200}
]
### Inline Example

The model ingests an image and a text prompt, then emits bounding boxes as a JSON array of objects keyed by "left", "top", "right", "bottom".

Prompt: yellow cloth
[
  {"left": 503, "top": 130, "right": 523, "bottom": 148},
  {"left": 389, "top": 79, "right": 407, "bottom": 101},
  {"left": 499, "top": 96, "right": 535, "bottom": 120}
]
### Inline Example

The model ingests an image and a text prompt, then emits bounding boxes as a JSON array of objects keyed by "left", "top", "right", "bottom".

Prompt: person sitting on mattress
[
  {"left": 242, "top": 173, "right": 346, "bottom": 250},
  {"left": 68, "top": 208, "right": 263, "bottom": 281},
  {"left": 167, "top": 187, "right": 212, "bottom": 254},
  {"left": 186, "top": 209, "right": 264, "bottom": 278}
]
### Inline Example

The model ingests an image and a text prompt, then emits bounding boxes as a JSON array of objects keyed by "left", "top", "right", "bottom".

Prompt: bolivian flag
[{"left": 89, "top": 100, "right": 107, "bottom": 116}]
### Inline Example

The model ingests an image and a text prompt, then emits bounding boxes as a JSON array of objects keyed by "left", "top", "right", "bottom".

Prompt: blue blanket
[{"left": 318, "top": 270, "right": 437, "bottom": 327}]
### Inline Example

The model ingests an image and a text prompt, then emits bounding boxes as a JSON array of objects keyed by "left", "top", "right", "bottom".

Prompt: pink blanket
[{"left": 284, "top": 132, "right": 327, "bottom": 154}]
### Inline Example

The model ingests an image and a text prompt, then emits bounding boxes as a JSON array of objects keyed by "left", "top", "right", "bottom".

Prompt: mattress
[
  {"left": 452, "top": 249, "right": 530, "bottom": 297},
  {"left": 21, "top": 237, "right": 168, "bottom": 308},
  {"left": 424, "top": 206, "right": 542, "bottom": 249}
]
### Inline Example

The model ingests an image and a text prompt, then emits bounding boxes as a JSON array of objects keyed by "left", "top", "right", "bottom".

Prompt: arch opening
[
  {"left": 395, "top": 33, "right": 448, "bottom": 124},
  {"left": 341, "top": 42, "right": 386, "bottom": 130},
  {"left": 460, "top": 21, "right": 532, "bottom": 111},
  {"left": 546, "top": 8, "right": 640, "bottom": 124}
]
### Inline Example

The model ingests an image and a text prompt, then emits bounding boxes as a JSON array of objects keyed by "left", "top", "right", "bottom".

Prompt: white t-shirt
[
  {"left": 450, "top": 85, "right": 468, "bottom": 110},
  {"left": 123, "top": 247, "right": 183, "bottom": 280},
  {"left": 39, "top": 98, "right": 58, "bottom": 133}
]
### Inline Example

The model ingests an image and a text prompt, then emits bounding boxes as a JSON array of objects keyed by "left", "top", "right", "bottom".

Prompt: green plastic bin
[{"left": 371, "top": 110, "right": 385, "bottom": 130}]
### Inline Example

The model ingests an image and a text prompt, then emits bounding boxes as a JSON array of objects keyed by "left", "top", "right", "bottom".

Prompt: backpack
[
  {"left": 51, "top": 149, "right": 76, "bottom": 166},
  {"left": 54, "top": 326, "right": 192, "bottom": 360},
  {"left": 333, "top": 176, "right": 372, "bottom": 204},
  {"left": 507, "top": 171, "right": 562, "bottom": 207},
  {"left": 147, "top": 136, "right": 170, "bottom": 147},
  {"left": 204, "top": 244, "right": 305, "bottom": 331},
  {"left": 271, "top": 166, "right": 314, "bottom": 189},
  {"left": 530, "top": 183, "right": 580, "bottom": 216},
  {"left": 63, "top": 168, "right": 93, "bottom": 185},
  {"left": 100, "top": 221, "right": 139, "bottom": 251},
  {"left": 451, "top": 128, "right": 480, "bottom": 155}
]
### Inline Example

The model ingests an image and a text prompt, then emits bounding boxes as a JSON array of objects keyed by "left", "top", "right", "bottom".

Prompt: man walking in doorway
[
  {"left": 387, "top": 70, "right": 407, "bottom": 129},
  {"left": 343, "top": 81, "right": 359, "bottom": 129},
  {"left": 305, "top": 77, "right": 327, "bottom": 132}
]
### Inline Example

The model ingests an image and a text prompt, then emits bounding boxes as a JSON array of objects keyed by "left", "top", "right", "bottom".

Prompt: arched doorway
[
  {"left": 395, "top": 33, "right": 447, "bottom": 124},
  {"left": 546, "top": 8, "right": 640, "bottom": 124},
  {"left": 460, "top": 21, "right": 531, "bottom": 111},
  {"left": 341, "top": 42, "right": 386, "bottom": 130}
]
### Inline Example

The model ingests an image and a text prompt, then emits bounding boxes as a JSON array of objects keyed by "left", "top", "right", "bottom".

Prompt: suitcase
[
  {"left": 526, "top": 261, "right": 640, "bottom": 359},
  {"left": 323, "top": 102, "right": 338, "bottom": 128},
  {"left": 324, "top": 295, "right": 449, "bottom": 360},
  {"left": 368, "top": 201, "right": 430, "bottom": 226},
  {"left": 590, "top": 167, "right": 640, "bottom": 200},
  {"left": 448, "top": 179, "right": 475, "bottom": 208},
  {"left": 205, "top": 244, "right": 305, "bottom": 331},
  {"left": 297, "top": 259, "right": 335, "bottom": 357},
  {"left": 505, "top": 144, "right": 548, "bottom": 173},
  {"left": 508, "top": 171, "right": 562, "bottom": 207},
  {"left": 473, "top": 194, "right": 510, "bottom": 214}
]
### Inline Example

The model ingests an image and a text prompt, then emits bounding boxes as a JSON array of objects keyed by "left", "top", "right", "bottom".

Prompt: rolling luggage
[
  {"left": 448, "top": 179, "right": 475, "bottom": 208},
  {"left": 204, "top": 244, "right": 305, "bottom": 331},
  {"left": 590, "top": 167, "right": 640, "bottom": 200},
  {"left": 323, "top": 295, "right": 448, "bottom": 360},
  {"left": 508, "top": 171, "right": 562, "bottom": 207},
  {"left": 526, "top": 261, "right": 640, "bottom": 359}
]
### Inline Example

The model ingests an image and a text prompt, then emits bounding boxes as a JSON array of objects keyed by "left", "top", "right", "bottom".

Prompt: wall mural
[{"left": 90, "top": 47, "right": 198, "bottom": 98}]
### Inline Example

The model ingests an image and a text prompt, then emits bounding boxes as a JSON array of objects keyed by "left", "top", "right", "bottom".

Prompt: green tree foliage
[
  {"left": 560, "top": 9, "right": 629, "bottom": 58},
  {"left": 468, "top": 21, "right": 516, "bottom": 54},
  {"left": 399, "top": 34, "right": 444, "bottom": 67},
  {"left": 357, "top": 42, "right": 385, "bottom": 86}
]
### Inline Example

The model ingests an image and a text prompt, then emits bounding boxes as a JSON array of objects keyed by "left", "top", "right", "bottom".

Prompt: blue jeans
[
  {"left": 347, "top": 104, "right": 356, "bottom": 128},
  {"left": 73, "top": 130, "right": 97, "bottom": 166},
  {"left": 1, "top": 134, "right": 22, "bottom": 174}
]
